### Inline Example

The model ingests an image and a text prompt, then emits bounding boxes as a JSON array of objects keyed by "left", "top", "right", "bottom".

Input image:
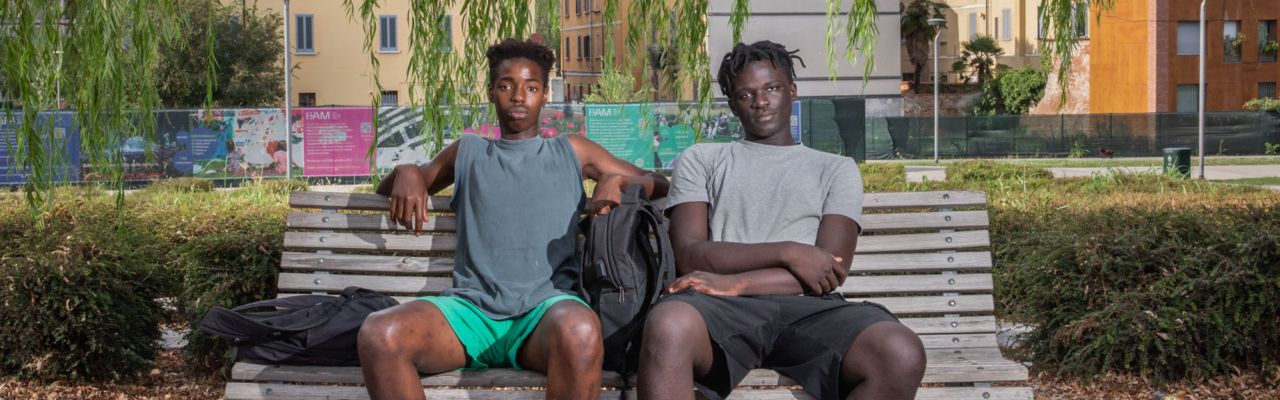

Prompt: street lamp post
[
  {"left": 929, "top": 18, "right": 947, "bottom": 164},
  {"left": 284, "top": 0, "right": 293, "bottom": 181},
  {"left": 1198, "top": 0, "right": 1206, "bottom": 180}
]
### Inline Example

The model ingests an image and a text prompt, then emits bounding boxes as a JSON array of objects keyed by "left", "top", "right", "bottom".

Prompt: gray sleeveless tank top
[{"left": 441, "top": 133, "right": 586, "bottom": 320}]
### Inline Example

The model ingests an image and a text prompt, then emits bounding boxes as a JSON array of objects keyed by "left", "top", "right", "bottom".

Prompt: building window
[
  {"left": 1260, "top": 82, "right": 1277, "bottom": 99},
  {"left": 379, "top": 16, "right": 397, "bottom": 52},
  {"left": 1073, "top": 3, "right": 1089, "bottom": 38},
  {"left": 565, "top": 36, "right": 571, "bottom": 61},
  {"left": 577, "top": 35, "right": 582, "bottom": 60},
  {"left": 594, "top": 33, "right": 601, "bottom": 59},
  {"left": 1176, "top": 84, "right": 1199, "bottom": 113},
  {"left": 969, "top": 13, "right": 977, "bottom": 41},
  {"left": 902, "top": 73, "right": 915, "bottom": 82},
  {"left": 575, "top": 0, "right": 580, "bottom": 15},
  {"left": 995, "top": 18, "right": 999, "bottom": 41},
  {"left": 1177, "top": 22, "right": 1200, "bottom": 56},
  {"left": 1224, "top": 20, "right": 1242, "bottom": 63},
  {"left": 298, "top": 93, "right": 316, "bottom": 107},
  {"left": 593, "top": 0, "right": 600, "bottom": 12},
  {"left": 382, "top": 91, "right": 399, "bottom": 106},
  {"left": 1037, "top": 7, "right": 1046, "bottom": 39},
  {"left": 564, "top": 0, "right": 569, "bottom": 18},
  {"left": 296, "top": 14, "right": 314, "bottom": 53},
  {"left": 583, "top": 35, "right": 592, "bottom": 59},
  {"left": 440, "top": 15, "right": 452, "bottom": 52},
  {"left": 1002, "top": 9, "right": 1011, "bottom": 40},
  {"left": 1259, "top": 21, "right": 1276, "bottom": 62}
]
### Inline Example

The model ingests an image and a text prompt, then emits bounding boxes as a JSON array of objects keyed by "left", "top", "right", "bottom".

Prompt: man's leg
[
  {"left": 636, "top": 301, "right": 720, "bottom": 400},
  {"left": 357, "top": 301, "right": 468, "bottom": 400},
  {"left": 838, "top": 321, "right": 927, "bottom": 400},
  {"left": 516, "top": 300, "right": 604, "bottom": 400}
]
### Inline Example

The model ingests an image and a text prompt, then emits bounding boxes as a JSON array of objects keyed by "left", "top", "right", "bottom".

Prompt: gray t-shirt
[{"left": 666, "top": 140, "right": 864, "bottom": 244}]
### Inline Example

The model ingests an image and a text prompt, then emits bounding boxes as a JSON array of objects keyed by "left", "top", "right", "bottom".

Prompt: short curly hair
[
  {"left": 717, "top": 41, "right": 806, "bottom": 97},
  {"left": 486, "top": 38, "right": 556, "bottom": 88}
]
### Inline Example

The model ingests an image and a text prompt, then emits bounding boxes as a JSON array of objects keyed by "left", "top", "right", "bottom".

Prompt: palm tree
[
  {"left": 951, "top": 35, "right": 1008, "bottom": 85},
  {"left": 900, "top": 0, "right": 950, "bottom": 91}
]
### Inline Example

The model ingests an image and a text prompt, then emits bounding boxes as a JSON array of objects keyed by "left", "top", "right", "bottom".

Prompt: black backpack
[
  {"left": 579, "top": 183, "right": 676, "bottom": 375},
  {"left": 198, "top": 286, "right": 399, "bottom": 366}
]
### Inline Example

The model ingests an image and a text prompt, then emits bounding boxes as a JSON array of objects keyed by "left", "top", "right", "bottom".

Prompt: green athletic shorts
[{"left": 417, "top": 294, "right": 586, "bottom": 370}]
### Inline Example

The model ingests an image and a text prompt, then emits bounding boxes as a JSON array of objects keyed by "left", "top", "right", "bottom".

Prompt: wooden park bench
[{"left": 223, "top": 189, "right": 1031, "bottom": 399}]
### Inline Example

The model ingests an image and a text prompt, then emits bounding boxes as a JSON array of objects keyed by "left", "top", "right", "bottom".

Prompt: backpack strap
[
  {"left": 200, "top": 288, "right": 360, "bottom": 340},
  {"left": 230, "top": 295, "right": 334, "bottom": 312},
  {"left": 620, "top": 182, "right": 649, "bottom": 205}
]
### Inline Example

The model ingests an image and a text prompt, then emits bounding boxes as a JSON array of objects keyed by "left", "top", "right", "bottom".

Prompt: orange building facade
[{"left": 1090, "top": 0, "right": 1280, "bottom": 113}]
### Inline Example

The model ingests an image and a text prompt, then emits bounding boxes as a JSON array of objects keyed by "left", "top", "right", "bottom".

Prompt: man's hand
[
  {"left": 587, "top": 173, "right": 623, "bottom": 217},
  {"left": 665, "top": 271, "right": 745, "bottom": 297},
  {"left": 388, "top": 164, "right": 430, "bottom": 236},
  {"left": 782, "top": 243, "right": 846, "bottom": 295}
]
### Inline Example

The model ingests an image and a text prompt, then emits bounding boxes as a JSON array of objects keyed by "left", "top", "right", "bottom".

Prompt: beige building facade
[
  {"left": 235, "top": 0, "right": 542, "bottom": 107},
  {"left": 901, "top": 0, "right": 1047, "bottom": 84}
]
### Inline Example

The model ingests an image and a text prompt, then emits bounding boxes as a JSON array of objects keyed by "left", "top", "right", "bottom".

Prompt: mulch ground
[{"left": 1, "top": 350, "right": 1276, "bottom": 400}]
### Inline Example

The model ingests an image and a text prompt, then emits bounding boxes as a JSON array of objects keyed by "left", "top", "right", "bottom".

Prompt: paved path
[{"left": 905, "top": 164, "right": 1280, "bottom": 183}]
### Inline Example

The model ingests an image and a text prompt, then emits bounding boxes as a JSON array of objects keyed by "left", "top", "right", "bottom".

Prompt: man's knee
[
  {"left": 358, "top": 308, "right": 411, "bottom": 357},
  {"left": 544, "top": 303, "right": 603, "bottom": 361},
  {"left": 865, "top": 322, "right": 927, "bottom": 378},
  {"left": 641, "top": 301, "right": 705, "bottom": 352}
]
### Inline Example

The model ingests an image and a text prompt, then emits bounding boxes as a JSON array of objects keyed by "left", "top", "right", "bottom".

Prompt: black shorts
[{"left": 656, "top": 290, "right": 900, "bottom": 400}]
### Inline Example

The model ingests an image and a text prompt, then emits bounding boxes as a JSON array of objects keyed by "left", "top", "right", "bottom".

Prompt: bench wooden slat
[
  {"left": 289, "top": 192, "right": 452, "bottom": 212},
  {"left": 231, "top": 349, "right": 1021, "bottom": 386},
  {"left": 919, "top": 333, "right": 998, "bottom": 349},
  {"left": 860, "top": 210, "right": 989, "bottom": 232},
  {"left": 278, "top": 251, "right": 993, "bottom": 275},
  {"left": 281, "top": 230, "right": 988, "bottom": 254},
  {"left": 285, "top": 210, "right": 989, "bottom": 233},
  {"left": 279, "top": 292, "right": 995, "bottom": 316},
  {"left": 287, "top": 191, "right": 987, "bottom": 212},
  {"left": 277, "top": 272, "right": 993, "bottom": 297},
  {"left": 287, "top": 213, "right": 459, "bottom": 232},
  {"left": 280, "top": 252, "right": 456, "bottom": 275},
  {"left": 225, "top": 382, "right": 1031, "bottom": 400}
]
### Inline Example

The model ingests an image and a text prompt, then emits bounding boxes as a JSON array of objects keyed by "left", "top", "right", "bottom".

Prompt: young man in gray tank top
[
  {"left": 636, "top": 41, "right": 927, "bottom": 400},
  {"left": 359, "top": 39, "right": 669, "bottom": 400}
]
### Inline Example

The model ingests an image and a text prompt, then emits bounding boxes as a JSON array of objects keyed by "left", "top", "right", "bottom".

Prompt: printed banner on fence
[
  {"left": 791, "top": 101, "right": 802, "bottom": 143},
  {"left": 297, "top": 107, "right": 374, "bottom": 177},
  {"left": 191, "top": 109, "right": 290, "bottom": 178},
  {"left": 585, "top": 104, "right": 655, "bottom": 169},
  {"left": 654, "top": 104, "right": 696, "bottom": 169},
  {"left": 0, "top": 113, "right": 80, "bottom": 184}
]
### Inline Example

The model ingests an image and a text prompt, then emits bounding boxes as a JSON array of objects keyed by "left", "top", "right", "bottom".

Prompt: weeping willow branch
[
  {"left": 1, "top": 0, "right": 181, "bottom": 219},
  {"left": 1038, "top": 0, "right": 1114, "bottom": 106}
]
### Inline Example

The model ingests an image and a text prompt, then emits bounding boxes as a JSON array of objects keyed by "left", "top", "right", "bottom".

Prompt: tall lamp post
[
  {"left": 929, "top": 18, "right": 947, "bottom": 164},
  {"left": 284, "top": 0, "right": 293, "bottom": 181},
  {"left": 1198, "top": 0, "right": 1206, "bottom": 179}
]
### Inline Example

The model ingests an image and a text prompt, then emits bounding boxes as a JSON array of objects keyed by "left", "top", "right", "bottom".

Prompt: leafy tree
[
  {"left": 155, "top": 0, "right": 285, "bottom": 107},
  {"left": 583, "top": 69, "right": 653, "bottom": 103},
  {"left": 1244, "top": 97, "right": 1280, "bottom": 113},
  {"left": 900, "top": 0, "right": 949, "bottom": 90},
  {"left": 972, "top": 66, "right": 1047, "bottom": 115},
  {"left": 951, "top": 36, "right": 1008, "bottom": 85}
]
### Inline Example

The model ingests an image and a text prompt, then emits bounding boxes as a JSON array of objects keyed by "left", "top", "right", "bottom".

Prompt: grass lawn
[
  {"left": 1219, "top": 177, "right": 1280, "bottom": 186},
  {"left": 881, "top": 157, "right": 1280, "bottom": 168}
]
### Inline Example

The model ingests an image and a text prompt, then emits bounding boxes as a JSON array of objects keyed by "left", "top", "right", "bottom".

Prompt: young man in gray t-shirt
[{"left": 636, "top": 41, "right": 927, "bottom": 400}]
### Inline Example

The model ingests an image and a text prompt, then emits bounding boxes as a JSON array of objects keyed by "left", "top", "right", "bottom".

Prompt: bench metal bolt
[
  {"left": 318, "top": 258, "right": 325, "bottom": 263},
  {"left": 948, "top": 279, "right": 955, "bottom": 285},
  {"left": 945, "top": 237, "right": 952, "bottom": 243},
  {"left": 947, "top": 256, "right": 954, "bottom": 262},
  {"left": 953, "top": 337, "right": 960, "bottom": 343},
  {"left": 943, "top": 194, "right": 950, "bottom": 199},
  {"left": 944, "top": 215, "right": 951, "bottom": 221},
  {"left": 951, "top": 321, "right": 958, "bottom": 327},
  {"left": 324, "top": 195, "right": 331, "bottom": 201},
  {"left": 315, "top": 278, "right": 322, "bottom": 284},
  {"left": 948, "top": 300, "right": 956, "bottom": 306},
  {"left": 319, "top": 237, "right": 327, "bottom": 243},
  {"left": 322, "top": 216, "right": 330, "bottom": 222}
]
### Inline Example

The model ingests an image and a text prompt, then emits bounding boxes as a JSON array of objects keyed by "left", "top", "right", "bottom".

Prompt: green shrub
[
  {"left": 177, "top": 220, "right": 284, "bottom": 373},
  {"left": 245, "top": 178, "right": 310, "bottom": 196},
  {"left": 972, "top": 66, "right": 1047, "bottom": 115},
  {"left": 142, "top": 177, "right": 214, "bottom": 193},
  {"left": 0, "top": 207, "right": 168, "bottom": 382},
  {"left": 944, "top": 160, "right": 1053, "bottom": 183},
  {"left": 992, "top": 201, "right": 1280, "bottom": 380},
  {"left": 860, "top": 163, "right": 908, "bottom": 192}
]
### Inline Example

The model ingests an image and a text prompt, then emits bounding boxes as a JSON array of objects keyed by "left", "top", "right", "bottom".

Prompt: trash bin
[{"left": 1163, "top": 147, "right": 1191, "bottom": 179}]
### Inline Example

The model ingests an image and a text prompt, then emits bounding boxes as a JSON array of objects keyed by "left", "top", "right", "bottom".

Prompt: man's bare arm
[
  {"left": 668, "top": 201, "right": 861, "bottom": 295},
  {"left": 567, "top": 134, "right": 670, "bottom": 216},
  {"left": 375, "top": 139, "right": 461, "bottom": 234}
]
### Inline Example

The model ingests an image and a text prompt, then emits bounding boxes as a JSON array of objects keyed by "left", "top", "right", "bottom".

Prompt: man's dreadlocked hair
[
  {"left": 717, "top": 41, "right": 806, "bottom": 97},
  {"left": 485, "top": 38, "right": 557, "bottom": 89}
]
